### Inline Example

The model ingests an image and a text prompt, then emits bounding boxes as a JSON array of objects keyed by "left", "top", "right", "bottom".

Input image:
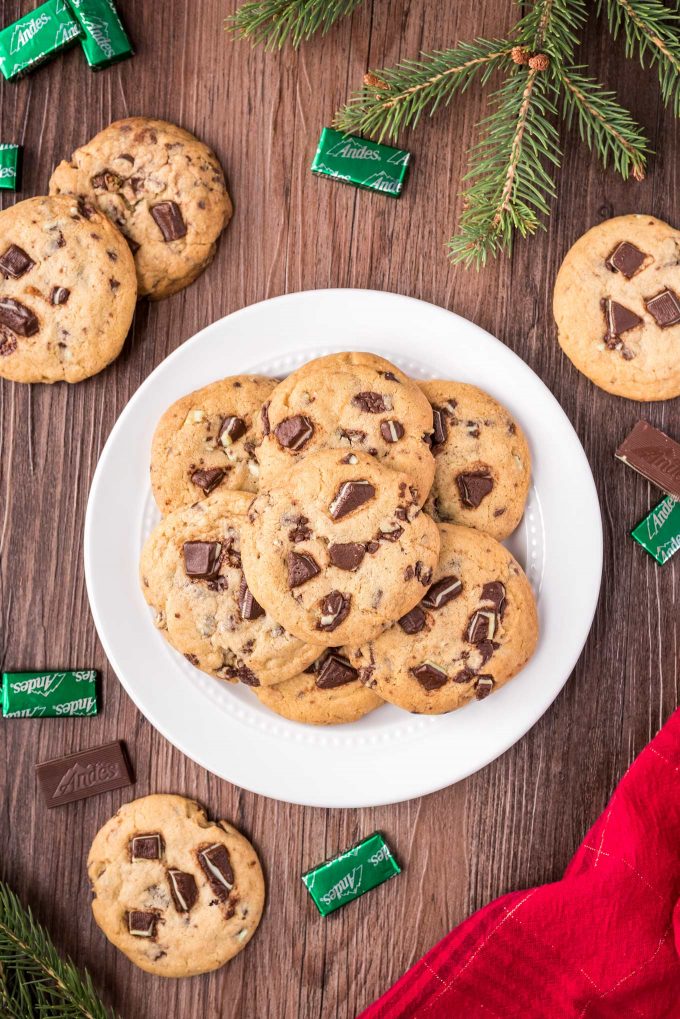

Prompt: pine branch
[
  {"left": 513, "top": 0, "right": 588, "bottom": 63},
  {"left": 228, "top": 0, "right": 366, "bottom": 49},
  {"left": 0, "top": 881, "right": 116, "bottom": 1019},
  {"left": 557, "top": 65, "right": 649, "bottom": 178},
  {"left": 449, "top": 69, "right": 561, "bottom": 268},
  {"left": 334, "top": 39, "right": 513, "bottom": 141},
  {"left": 598, "top": 0, "right": 680, "bottom": 115}
]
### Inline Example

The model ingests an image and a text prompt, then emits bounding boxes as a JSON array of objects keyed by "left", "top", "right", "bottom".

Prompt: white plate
[{"left": 84, "top": 289, "right": 602, "bottom": 808}]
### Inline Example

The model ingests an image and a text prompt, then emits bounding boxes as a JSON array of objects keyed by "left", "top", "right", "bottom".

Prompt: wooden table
[{"left": 1, "top": 2, "right": 678, "bottom": 1016}]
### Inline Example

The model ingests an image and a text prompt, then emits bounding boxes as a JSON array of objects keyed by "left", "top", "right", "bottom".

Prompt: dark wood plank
[{"left": 1, "top": 2, "right": 678, "bottom": 1018}]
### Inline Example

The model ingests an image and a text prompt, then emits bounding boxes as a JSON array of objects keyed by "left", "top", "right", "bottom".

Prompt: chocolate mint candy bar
[
  {"left": 0, "top": 0, "right": 82, "bottom": 82},
  {"left": 0, "top": 144, "right": 22, "bottom": 190},
  {"left": 36, "top": 739, "right": 134, "bottom": 807},
  {"left": 302, "top": 832, "right": 400, "bottom": 916},
  {"left": 64, "top": 0, "right": 132, "bottom": 69},
  {"left": 311, "top": 128, "right": 410, "bottom": 198},
  {"left": 1, "top": 668, "right": 97, "bottom": 718},
  {"left": 615, "top": 421, "right": 680, "bottom": 501},
  {"left": 631, "top": 496, "right": 680, "bottom": 566}
]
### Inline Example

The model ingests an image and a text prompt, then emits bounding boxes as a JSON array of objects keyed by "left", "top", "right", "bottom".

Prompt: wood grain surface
[{"left": 1, "top": 2, "right": 678, "bottom": 1017}]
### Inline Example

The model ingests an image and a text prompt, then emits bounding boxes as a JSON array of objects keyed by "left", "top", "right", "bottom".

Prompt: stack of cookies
[
  {"left": 141, "top": 352, "right": 538, "bottom": 723},
  {"left": 0, "top": 116, "right": 231, "bottom": 384}
]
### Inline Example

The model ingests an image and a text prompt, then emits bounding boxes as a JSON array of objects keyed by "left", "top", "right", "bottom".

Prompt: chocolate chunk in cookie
[
  {"left": 329, "top": 480, "right": 375, "bottom": 519},
  {"left": 0, "top": 244, "right": 34, "bottom": 279},
  {"left": 150, "top": 201, "right": 187, "bottom": 242},
  {"left": 645, "top": 289, "right": 680, "bottom": 328},
  {"left": 605, "top": 241, "right": 647, "bottom": 278},
  {"left": 183, "top": 541, "right": 222, "bottom": 579}
]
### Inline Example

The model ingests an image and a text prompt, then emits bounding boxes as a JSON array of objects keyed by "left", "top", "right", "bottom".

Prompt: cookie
[
  {"left": 257, "top": 352, "right": 435, "bottom": 503},
  {"left": 151, "top": 375, "right": 276, "bottom": 514},
  {"left": 140, "top": 489, "right": 318, "bottom": 686},
  {"left": 49, "top": 117, "right": 232, "bottom": 300},
  {"left": 419, "top": 381, "right": 531, "bottom": 540},
  {"left": 347, "top": 523, "right": 538, "bottom": 715},
  {"left": 253, "top": 649, "right": 384, "bottom": 725},
  {"left": 88, "top": 794, "right": 264, "bottom": 977},
  {"left": 240, "top": 449, "right": 441, "bottom": 647},
  {"left": 0, "top": 195, "right": 136, "bottom": 383},
  {"left": 553, "top": 214, "right": 680, "bottom": 400}
]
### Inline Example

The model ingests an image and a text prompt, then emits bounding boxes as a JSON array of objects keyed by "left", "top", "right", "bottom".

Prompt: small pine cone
[
  {"left": 511, "top": 46, "right": 530, "bottom": 65},
  {"left": 364, "top": 72, "right": 389, "bottom": 90},
  {"left": 528, "top": 53, "right": 550, "bottom": 71}
]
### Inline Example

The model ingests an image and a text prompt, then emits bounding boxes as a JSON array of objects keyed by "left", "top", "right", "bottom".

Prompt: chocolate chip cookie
[
  {"left": 554, "top": 215, "right": 680, "bottom": 400},
  {"left": 253, "top": 650, "right": 384, "bottom": 725},
  {"left": 419, "top": 381, "right": 531, "bottom": 540},
  {"left": 0, "top": 195, "right": 136, "bottom": 383},
  {"left": 140, "top": 489, "right": 318, "bottom": 686},
  {"left": 257, "top": 351, "right": 435, "bottom": 503},
  {"left": 240, "top": 449, "right": 441, "bottom": 647},
  {"left": 88, "top": 794, "right": 264, "bottom": 977},
  {"left": 347, "top": 523, "right": 538, "bottom": 715},
  {"left": 49, "top": 117, "right": 232, "bottom": 300},
  {"left": 151, "top": 375, "right": 276, "bottom": 514}
]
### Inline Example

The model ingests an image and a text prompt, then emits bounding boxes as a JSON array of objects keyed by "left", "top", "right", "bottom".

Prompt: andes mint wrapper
[
  {"left": 0, "top": 144, "right": 22, "bottom": 190},
  {"left": 64, "top": 0, "right": 132, "bottom": 69},
  {"left": 302, "top": 832, "right": 400, "bottom": 916},
  {"left": 1, "top": 669, "right": 97, "bottom": 718},
  {"left": 311, "top": 127, "right": 410, "bottom": 197},
  {"left": 0, "top": 0, "right": 82, "bottom": 81},
  {"left": 631, "top": 495, "right": 680, "bottom": 565}
]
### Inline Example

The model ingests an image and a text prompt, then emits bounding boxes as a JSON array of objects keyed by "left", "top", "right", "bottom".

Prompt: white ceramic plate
[{"left": 84, "top": 289, "right": 602, "bottom": 808}]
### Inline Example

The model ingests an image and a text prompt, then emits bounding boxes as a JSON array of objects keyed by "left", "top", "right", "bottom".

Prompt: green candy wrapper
[
  {"left": 631, "top": 495, "right": 680, "bottom": 565},
  {"left": 302, "top": 832, "right": 400, "bottom": 916},
  {"left": 2, "top": 669, "right": 98, "bottom": 718},
  {"left": 0, "top": 144, "right": 22, "bottom": 190},
  {"left": 0, "top": 0, "right": 81, "bottom": 81},
  {"left": 311, "top": 127, "right": 410, "bottom": 197},
  {"left": 65, "top": 0, "right": 133, "bottom": 69}
]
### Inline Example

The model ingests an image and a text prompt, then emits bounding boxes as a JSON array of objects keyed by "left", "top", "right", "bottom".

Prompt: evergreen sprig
[
  {"left": 598, "top": 0, "right": 680, "bottom": 115},
  {"left": 334, "top": 39, "right": 514, "bottom": 141},
  {"left": 0, "top": 880, "right": 116, "bottom": 1019},
  {"left": 231, "top": 0, "right": 680, "bottom": 266},
  {"left": 228, "top": 0, "right": 366, "bottom": 49},
  {"left": 448, "top": 69, "right": 561, "bottom": 267}
]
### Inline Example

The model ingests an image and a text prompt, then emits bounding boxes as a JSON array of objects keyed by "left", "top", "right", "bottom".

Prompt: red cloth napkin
[{"left": 361, "top": 708, "right": 680, "bottom": 1019}]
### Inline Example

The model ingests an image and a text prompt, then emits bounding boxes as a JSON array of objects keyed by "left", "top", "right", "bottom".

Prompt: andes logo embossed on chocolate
[
  {"left": 36, "top": 740, "right": 134, "bottom": 807},
  {"left": 53, "top": 760, "right": 121, "bottom": 798}
]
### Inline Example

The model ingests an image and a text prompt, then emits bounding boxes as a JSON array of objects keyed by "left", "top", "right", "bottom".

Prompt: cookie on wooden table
[
  {"left": 49, "top": 117, "right": 232, "bottom": 300},
  {"left": 150, "top": 375, "right": 276, "bottom": 514},
  {"left": 257, "top": 351, "right": 435, "bottom": 503},
  {"left": 553, "top": 214, "right": 680, "bottom": 400},
  {"left": 140, "top": 489, "right": 319, "bottom": 686},
  {"left": 88, "top": 794, "right": 264, "bottom": 977},
  {"left": 254, "top": 649, "right": 384, "bottom": 725},
  {"left": 419, "top": 381, "right": 531, "bottom": 540},
  {"left": 346, "top": 523, "right": 538, "bottom": 715},
  {"left": 240, "top": 449, "right": 441, "bottom": 647},
  {"left": 0, "top": 195, "right": 136, "bottom": 383}
]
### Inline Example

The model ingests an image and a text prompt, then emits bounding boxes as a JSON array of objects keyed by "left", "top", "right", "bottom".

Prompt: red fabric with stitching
[{"left": 361, "top": 709, "right": 680, "bottom": 1019}]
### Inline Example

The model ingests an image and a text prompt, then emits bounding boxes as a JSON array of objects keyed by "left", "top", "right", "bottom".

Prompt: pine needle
[
  {"left": 227, "top": 0, "right": 366, "bottom": 49},
  {"left": 0, "top": 881, "right": 116, "bottom": 1019}
]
